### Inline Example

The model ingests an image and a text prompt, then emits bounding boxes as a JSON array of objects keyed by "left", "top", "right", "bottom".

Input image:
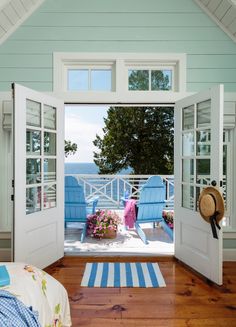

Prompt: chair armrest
[
  {"left": 86, "top": 196, "right": 99, "bottom": 214},
  {"left": 121, "top": 197, "right": 130, "bottom": 207}
]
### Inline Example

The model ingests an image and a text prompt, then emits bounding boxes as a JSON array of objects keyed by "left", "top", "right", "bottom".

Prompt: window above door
[{"left": 53, "top": 52, "right": 186, "bottom": 103}]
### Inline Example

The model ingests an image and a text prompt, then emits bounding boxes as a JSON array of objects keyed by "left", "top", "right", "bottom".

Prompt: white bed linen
[{"left": 0, "top": 262, "right": 71, "bottom": 327}]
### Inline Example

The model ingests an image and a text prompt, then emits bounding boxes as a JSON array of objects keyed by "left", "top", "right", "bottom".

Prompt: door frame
[{"left": 1, "top": 89, "right": 235, "bottom": 264}]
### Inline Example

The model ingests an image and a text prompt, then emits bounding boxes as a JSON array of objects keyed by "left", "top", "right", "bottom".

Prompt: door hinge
[
  {"left": 11, "top": 83, "right": 14, "bottom": 99},
  {"left": 12, "top": 180, "right": 14, "bottom": 188},
  {"left": 11, "top": 194, "right": 14, "bottom": 201}
]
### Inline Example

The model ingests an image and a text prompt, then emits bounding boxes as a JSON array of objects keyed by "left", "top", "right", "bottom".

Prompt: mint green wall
[
  {"left": 0, "top": 0, "right": 236, "bottom": 92},
  {"left": 223, "top": 239, "right": 236, "bottom": 249},
  {"left": 0, "top": 239, "right": 11, "bottom": 248}
]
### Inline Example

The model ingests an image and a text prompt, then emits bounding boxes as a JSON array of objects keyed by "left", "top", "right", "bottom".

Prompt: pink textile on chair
[{"left": 124, "top": 199, "right": 137, "bottom": 228}]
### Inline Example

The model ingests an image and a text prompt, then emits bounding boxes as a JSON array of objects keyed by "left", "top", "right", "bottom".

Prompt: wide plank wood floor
[{"left": 45, "top": 256, "right": 236, "bottom": 326}]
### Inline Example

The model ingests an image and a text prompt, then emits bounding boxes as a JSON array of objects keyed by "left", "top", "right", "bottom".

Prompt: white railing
[{"left": 65, "top": 174, "right": 174, "bottom": 209}]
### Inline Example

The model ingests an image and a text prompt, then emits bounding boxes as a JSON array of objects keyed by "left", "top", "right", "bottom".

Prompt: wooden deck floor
[{"left": 45, "top": 256, "right": 236, "bottom": 327}]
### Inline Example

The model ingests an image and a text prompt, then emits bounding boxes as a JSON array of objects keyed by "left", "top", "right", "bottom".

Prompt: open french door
[
  {"left": 13, "top": 84, "right": 64, "bottom": 269},
  {"left": 174, "top": 85, "right": 224, "bottom": 285}
]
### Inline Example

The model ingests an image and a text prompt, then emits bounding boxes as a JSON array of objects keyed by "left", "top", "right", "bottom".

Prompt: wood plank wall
[{"left": 0, "top": 0, "right": 236, "bottom": 91}]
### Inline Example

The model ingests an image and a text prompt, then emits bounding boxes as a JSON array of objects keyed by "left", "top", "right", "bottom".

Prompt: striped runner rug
[{"left": 81, "top": 262, "right": 166, "bottom": 288}]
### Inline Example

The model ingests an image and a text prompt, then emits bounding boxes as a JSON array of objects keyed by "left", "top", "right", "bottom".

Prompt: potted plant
[{"left": 87, "top": 210, "right": 121, "bottom": 239}]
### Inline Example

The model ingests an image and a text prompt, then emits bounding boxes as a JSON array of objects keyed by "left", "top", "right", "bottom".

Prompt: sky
[{"left": 65, "top": 105, "right": 109, "bottom": 163}]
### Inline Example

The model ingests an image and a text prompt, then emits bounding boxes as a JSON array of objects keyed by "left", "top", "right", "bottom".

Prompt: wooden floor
[{"left": 45, "top": 256, "right": 236, "bottom": 327}]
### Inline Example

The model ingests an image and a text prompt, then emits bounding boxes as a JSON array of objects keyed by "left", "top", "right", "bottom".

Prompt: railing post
[{"left": 117, "top": 177, "right": 120, "bottom": 208}]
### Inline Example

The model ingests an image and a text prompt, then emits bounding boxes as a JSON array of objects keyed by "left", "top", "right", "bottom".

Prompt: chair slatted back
[
  {"left": 65, "top": 176, "right": 87, "bottom": 223},
  {"left": 137, "top": 176, "right": 165, "bottom": 223}
]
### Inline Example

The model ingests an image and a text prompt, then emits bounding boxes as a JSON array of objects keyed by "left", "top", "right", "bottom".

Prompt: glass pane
[
  {"left": 26, "top": 130, "right": 41, "bottom": 154},
  {"left": 223, "top": 144, "right": 227, "bottom": 176},
  {"left": 128, "top": 70, "right": 149, "bottom": 90},
  {"left": 197, "top": 100, "right": 211, "bottom": 127},
  {"left": 182, "top": 132, "right": 194, "bottom": 156},
  {"left": 44, "top": 159, "right": 56, "bottom": 182},
  {"left": 26, "top": 187, "right": 41, "bottom": 215},
  {"left": 91, "top": 69, "right": 112, "bottom": 91},
  {"left": 182, "top": 184, "right": 194, "bottom": 210},
  {"left": 151, "top": 70, "right": 172, "bottom": 90},
  {"left": 196, "top": 159, "right": 211, "bottom": 185},
  {"left": 26, "top": 99, "right": 41, "bottom": 127},
  {"left": 223, "top": 144, "right": 227, "bottom": 210},
  {"left": 44, "top": 184, "right": 56, "bottom": 209},
  {"left": 68, "top": 69, "right": 89, "bottom": 91},
  {"left": 44, "top": 105, "right": 56, "bottom": 130},
  {"left": 26, "top": 159, "right": 41, "bottom": 184},
  {"left": 196, "top": 186, "right": 204, "bottom": 212},
  {"left": 44, "top": 132, "right": 56, "bottom": 156},
  {"left": 197, "top": 130, "right": 211, "bottom": 155},
  {"left": 182, "top": 159, "right": 194, "bottom": 183},
  {"left": 183, "top": 105, "right": 194, "bottom": 130}
]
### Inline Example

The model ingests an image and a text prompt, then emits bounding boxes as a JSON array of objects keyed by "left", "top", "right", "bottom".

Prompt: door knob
[{"left": 211, "top": 180, "right": 217, "bottom": 187}]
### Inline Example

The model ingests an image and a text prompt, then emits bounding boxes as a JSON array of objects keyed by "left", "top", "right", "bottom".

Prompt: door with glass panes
[
  {"left": 174, "top": 85, "right": 224, "bottom": 285},
  {"left": 13, "top": 84, "right": 64, "bottom": 269}
]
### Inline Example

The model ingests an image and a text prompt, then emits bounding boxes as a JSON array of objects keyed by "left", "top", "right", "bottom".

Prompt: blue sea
[{"left": 65, "top": 162, "right": 131, "bottom": 175}]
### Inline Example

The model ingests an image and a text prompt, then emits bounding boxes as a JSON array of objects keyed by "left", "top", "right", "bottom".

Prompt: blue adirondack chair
[
  {"left": 134, "top": 176, "right": 166, "bottom": 244},
  {"left": 64, "top": 176, "right": 99, "bottom": 242}
]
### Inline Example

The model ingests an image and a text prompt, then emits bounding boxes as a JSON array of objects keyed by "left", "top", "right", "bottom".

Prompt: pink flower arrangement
[
  {"left": 87, "top": 210, "right": 121, "bottom": 239},
  {"left": 162, "top": 210, "right": 174, "bottom": 229}
]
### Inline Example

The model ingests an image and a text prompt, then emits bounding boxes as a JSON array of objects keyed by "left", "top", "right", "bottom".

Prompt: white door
[
  {"left": 13, "top": 84, "right": 64, "bottom": 269},
  {"left": 174, "top": 84, "right": 224, "bottom": 285}
]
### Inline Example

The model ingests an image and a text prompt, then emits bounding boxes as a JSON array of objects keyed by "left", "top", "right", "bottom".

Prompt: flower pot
[{"left": 102, "top": 229, "right": 117, "bottom": 239}]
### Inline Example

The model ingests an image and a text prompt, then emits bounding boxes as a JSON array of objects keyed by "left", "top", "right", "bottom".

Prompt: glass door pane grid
[
  {"left": 40, "top": 103, "right": 44, "bottom": 211},
  {"left": 42, "top": 103, "right": 57, "bottom": 210},
  {"left": 181, "top": 101, "right": 212, "bottom": 211},
  {"left": 26, "top": 99, "right": 57, "bottom": 214}
]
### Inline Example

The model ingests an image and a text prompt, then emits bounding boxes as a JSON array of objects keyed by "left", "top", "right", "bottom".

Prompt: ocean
[
  {"left": 64, "top": 162, "right": 131, "bottom": 175},
  {"left": 65, "top": 162, "right": 99, "bottom": 174}
]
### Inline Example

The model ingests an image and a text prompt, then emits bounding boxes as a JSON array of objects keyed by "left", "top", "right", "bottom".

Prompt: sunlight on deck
[{"left": 64, "top": 210, "right": 174, "bottom": 256}]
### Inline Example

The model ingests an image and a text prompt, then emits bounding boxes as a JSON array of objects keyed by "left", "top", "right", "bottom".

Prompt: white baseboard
[
  {"left": 0, "top": 248, "right": 11, "bottom": 261},
  {"left": 223, "top": 249, "right": 236, "bottom": 261}
]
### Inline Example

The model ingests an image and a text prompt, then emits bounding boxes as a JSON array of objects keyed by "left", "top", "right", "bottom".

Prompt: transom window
[
  {"left": 128, "top": 69, "right": 172, "bottom": 91},
  {"left": 68, "top": 68, "right": 112, "bottom": 91},
  {"left": 54, "top": 53, "right": 186, "bottom": 102}
]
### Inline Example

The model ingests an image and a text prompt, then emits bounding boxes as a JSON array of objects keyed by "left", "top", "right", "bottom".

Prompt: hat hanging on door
[{"left": 198, "top": 187, "right": 225, "bottom": 239}]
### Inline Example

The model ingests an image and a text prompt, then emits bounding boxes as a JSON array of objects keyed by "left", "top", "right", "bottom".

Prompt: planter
[
  {"left": 161, "top": 220, "right": 173, "bottom": 241},
  {"left": 92, "top": 229, "right": 117, "bottom": 239},
  {"left": 101, "top": 229, "right": 117, "bottom": 239},
  {"left": 87, "top": 210, "right": 121, "bottom": 240}
]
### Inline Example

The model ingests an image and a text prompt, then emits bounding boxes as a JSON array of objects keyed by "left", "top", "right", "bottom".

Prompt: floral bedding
[{"left": 0, "top": 262, "right": 71, "bottom": 327}]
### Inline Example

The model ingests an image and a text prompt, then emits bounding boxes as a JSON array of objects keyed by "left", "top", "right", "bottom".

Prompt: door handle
[{"left": 211, "top": 180, "right": 217, "bottom": 187}]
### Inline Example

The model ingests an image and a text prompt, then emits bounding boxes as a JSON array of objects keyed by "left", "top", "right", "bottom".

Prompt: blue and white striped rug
[{"left": 81, "top": 262, "right": 166, "bottom": 288}]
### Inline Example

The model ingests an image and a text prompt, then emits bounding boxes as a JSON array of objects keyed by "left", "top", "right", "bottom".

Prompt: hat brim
[{"left": 198, "top": 187, "right": 225, "bottom": 224}]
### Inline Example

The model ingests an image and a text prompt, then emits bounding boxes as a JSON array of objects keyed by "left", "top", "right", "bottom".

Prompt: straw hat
[{"left": 198, "top": 187, "right": 225, "bottom": 224}]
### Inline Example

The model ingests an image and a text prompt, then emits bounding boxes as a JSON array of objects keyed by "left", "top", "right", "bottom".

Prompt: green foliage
[
  {"left": 128, "top": 70, "right": 149, "bottom": 90},
  {"left": 93, "top": 107, "right": 174, "bottom": 175},
  {"left": 128, "top": 70, "right": 171, "bottom": 91},
  {"left": 64, "top": 140, "right": 77, "bottom": 157}
]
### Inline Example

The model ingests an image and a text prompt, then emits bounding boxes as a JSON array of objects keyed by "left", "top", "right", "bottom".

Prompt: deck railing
[{"left": 65, "top": 174, "right": 174, "bottom": 209}]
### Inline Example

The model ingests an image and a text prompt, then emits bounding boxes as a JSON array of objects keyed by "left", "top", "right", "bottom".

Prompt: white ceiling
[
  {"left": 0, "top": 0, "right": 45, "bottom": 45},
  {"left": 0, "top": 0, "right": 236, "bottom": 46},
  {"left": 195, "top": 0, "right": 236, "bottom": 42}
]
